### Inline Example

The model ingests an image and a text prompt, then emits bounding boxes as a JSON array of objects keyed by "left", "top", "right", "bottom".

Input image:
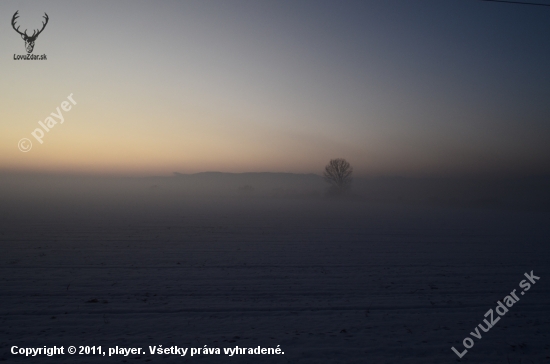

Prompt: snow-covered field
[{"left": 1, "top": 199, "right": 549, "bottom": 363}]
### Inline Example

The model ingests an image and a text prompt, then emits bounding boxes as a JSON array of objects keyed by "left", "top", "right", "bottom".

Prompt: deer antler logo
[{"left": 12, "top": 11, "right": 49, "bottom": 54}]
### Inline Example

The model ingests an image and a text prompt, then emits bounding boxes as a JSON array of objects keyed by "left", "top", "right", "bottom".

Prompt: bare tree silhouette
[{"left": 323, "top": 158, "right": 353, "bottom": 194}]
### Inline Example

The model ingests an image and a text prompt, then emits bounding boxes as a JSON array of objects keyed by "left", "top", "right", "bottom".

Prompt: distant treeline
[{"left": 0, "top": 172, "right": 548, "bottom": 212}]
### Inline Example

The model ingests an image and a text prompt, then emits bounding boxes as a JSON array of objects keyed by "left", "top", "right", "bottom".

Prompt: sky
[{"left": 1, "top": 0, "right": 550, "bottom": 177}]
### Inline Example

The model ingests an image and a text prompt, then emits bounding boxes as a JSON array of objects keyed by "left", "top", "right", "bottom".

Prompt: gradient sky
[{"left": 1, "top": 0, "right": 550, "bottom": 177}]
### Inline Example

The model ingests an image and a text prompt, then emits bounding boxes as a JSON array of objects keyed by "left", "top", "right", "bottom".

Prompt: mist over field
[
  {"left": 1, "top": 172, "right": 549, "bottom": 218},
  {"left": 3, "top": 0, "right": 550, "bottom": 362},
  {"left": 2, "top": 171, "right": 550, "bottom": 363}
]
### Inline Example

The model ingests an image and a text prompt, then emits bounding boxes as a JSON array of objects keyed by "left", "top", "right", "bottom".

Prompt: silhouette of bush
[{"left": 323, "top": 158, "right": 353, "bottom": 196}]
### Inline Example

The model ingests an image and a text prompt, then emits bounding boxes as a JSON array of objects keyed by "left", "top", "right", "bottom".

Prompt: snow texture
[{"left": 1, "top": 199, "right": 549, "bottom": 363}]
